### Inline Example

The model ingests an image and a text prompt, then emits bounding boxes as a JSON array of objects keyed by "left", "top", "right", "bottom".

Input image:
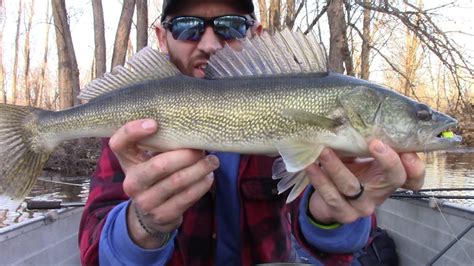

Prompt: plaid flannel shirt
[{"left": 79, "top": 139, "right": 354, "bottom": 265}]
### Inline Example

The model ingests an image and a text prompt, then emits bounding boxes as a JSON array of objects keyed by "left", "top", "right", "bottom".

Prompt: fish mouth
[{"left": 431, "top": 121, "right": 462, "bottom": 144}]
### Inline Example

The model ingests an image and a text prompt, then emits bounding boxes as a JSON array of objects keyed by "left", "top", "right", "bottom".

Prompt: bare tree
[
  {"left": 136, "top": 0, "right": 148, "bottom": 51},
  {"left": 359, "top": 0, "right": 371, "bottom": 80},
  {"left": 128, "top": 36, "right": 136, "bottom": 62},
  {"left": 258, "top": 0, "right": 268, "bottom": 29},
  {"left": 327, "top": 0, "right": 353, "bottom": 74},
  {"left": 402, "top": 19, "right": 423, "bottom": 98},
  {"left": 285, "top": 0, "right": 295, "bottom": 29},
  {"left": 92, "top": 0, "right": 106, "bottom": 78},
  {"left": 11, "top": 0, "right": 22, "bottom": 104},
  {"left": 52, "top": 0, "right": 80, "bottom": 108},
  {"left": 111, "top": 0, "right": 136, "bottom": 68},
  {"left": 35, "top": 1, "right": 52, "bottom": 107},
  {"left": 268, "top": 0, "right": 281, "bottom": 34},
  {"left": 303, "top": 1, "right": 328, "bottom": 36},
  {"left": 24, "top": 0, "right": 35, "bottom": 106},
  {"left": 0, "top": 0, "right": 6, "bottom": 103},
  {"left": 354, "top": 0, "right": 473, "bottom": 109}
]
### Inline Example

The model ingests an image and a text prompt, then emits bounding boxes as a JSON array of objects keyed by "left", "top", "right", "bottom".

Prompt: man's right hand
[{"left": 109, "top": 119, "right": 219, "bottom": 249}]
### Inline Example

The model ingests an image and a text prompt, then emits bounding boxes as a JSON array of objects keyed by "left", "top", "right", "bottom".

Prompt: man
[{"left": 79, "top": 0, "right": 426, "bottom": 265}]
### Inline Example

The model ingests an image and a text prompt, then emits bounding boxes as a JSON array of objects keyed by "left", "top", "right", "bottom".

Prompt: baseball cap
[{"left": 161, "top": 0, "right": 255, "bottom": 21}]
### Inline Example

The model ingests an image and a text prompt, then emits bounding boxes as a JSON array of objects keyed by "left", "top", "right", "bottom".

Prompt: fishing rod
[
  {"left": 390, "top": 194, "right": 474, "bottom": 199},
  {"left": 391, "top": 187, "right": 474, "bottom": 199},
  {"left": 26, "top": 201, "right": 85, "bottom": 209},
  {"left": 417, "top": 188, "right": 474, "bottom": 192},
  {"left": 27, "top": 193, "right": 474, "bottom": 210}
]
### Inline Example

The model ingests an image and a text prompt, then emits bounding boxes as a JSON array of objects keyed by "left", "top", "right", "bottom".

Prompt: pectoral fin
[
  {"left": 276, "top": 140, "right": 324, "bottom": 172},
  {"left": 273, "top": 140, "right": 325, "bottom": 203},
  {"left": 282, "top": 109, "right": 342, "bottom": 130}
]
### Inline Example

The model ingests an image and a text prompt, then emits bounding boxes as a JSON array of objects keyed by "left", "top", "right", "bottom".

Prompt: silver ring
[{"left": 344, "top": 181, "right": 364, "bottom": 200}]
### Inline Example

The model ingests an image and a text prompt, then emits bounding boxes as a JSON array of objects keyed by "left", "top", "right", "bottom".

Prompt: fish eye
[{"left": 415, "top": 104, "right": 432, "bottom": 121}]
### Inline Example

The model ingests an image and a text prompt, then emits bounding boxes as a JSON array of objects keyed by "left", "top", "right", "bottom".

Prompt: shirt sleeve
[
  {"left": 99, "top": 200, "right": 176, "bottom": 266},
  {"left": 298, "top": 186, "right": 371, "bottom": 253},
  {"left": 78, "top": 139, "right": 131, "bottom": 265}
]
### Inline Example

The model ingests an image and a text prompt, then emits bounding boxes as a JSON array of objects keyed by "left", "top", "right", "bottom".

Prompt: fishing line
[
  {"left": 433, "top": 198, "right": 474, "bottom": 264},
  {"left": 37, "top": 177, "right": 84, "bottom": 187}
]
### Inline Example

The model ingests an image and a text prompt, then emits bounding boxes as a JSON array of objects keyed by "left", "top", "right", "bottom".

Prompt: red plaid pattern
[{"left": 79, "top": 140, "right": 353, "bottom": 265}]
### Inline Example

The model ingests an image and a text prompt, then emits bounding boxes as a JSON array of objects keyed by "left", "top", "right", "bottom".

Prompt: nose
[{"left": 197, "top": 26, "right": 223, "bottom": 55}]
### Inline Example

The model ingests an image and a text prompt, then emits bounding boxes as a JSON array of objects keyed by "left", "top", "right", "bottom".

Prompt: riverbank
[{"left": 455, "top": 103, "right": 473, "bottom": 146}]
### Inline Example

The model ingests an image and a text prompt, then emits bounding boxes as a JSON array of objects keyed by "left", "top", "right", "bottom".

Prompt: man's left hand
[{"left": 305, "top": 139, "right": 425, "bottom": 224}]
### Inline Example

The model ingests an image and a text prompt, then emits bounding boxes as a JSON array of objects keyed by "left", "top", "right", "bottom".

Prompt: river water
[{"left": 1, "top": 148, "right": 473, "bottom": 228}]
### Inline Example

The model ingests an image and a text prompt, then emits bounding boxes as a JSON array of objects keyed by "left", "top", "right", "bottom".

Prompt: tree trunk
[
  {"left": 24, "top": 0, "right": 35, "bottom": 106},
  {"left": 36, "top": 1, "right": 51, "bottom": 107},
  {"left": 0, "top": 0, "right": 6, "bottom": 103},
  {"left": 258, "top": 0, "right": 268, "bottom": 29},
  {"left": 402, "top": 0, "right": 423, "bottom": 98},
  {"left": 92, "top": 0, "right": 106, "bottom": 78},
  {"left": 327, "top": 0, "right": 348, "bottom": 74},
  {"left": 403, "top": 24, "right": 422, "bottom": 97},
  {"left": 136, "top": 0, "right": 148, "bottom": 51},
  {"left": 360, "top": 0, "right": 371, "bottom": 80},
  {"left": 285, "top": 0, "right": 295, "bottom": 29},
  {"left": 127, "top": 37, "right": 134, "bottom": 61},
  {"left": 268, "top": 0, "right": 281, "bottom": 34},
  {"left": 111, "top": 0, "right": 136, "bottom": 68},
  {"left": 11, "top": 0, "right": 22, "bottom": 104},
  {"left": 52, "top": 0, "right": 80, "bottom": 108}
]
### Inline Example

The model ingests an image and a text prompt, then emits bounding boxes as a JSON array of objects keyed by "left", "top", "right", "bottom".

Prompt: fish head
[{"left": 339, "top": 84, "right": 462, "bottom": 152}]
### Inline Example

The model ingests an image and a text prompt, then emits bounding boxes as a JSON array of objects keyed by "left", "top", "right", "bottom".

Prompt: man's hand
[
  {"left": 109, "top": 119, "right": 219, "bottom": 248},
  {"left": 306, "top": 139, "right": 425, "bottom": 224}
]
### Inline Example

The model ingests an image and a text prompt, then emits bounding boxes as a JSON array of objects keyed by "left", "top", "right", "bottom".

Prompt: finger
[
  {"left": 150, "top": 172, "right": 215, "bottom": 225},
  {"left": 318, "top": 148, "right": 363, "bottom": 197},
  {"left": 124, "top": 149, "right": 208, "bottom": 196},
  {"left": 109, "top": 119, "right": 158, "bottom": 166},
  {"left": 306, "top": 164, "right": 359, "bottom": 224},
  {"left": 368, "top": 139, "right": 406, "bottom": 188},
  {"left": 134, "top": 154, "right": 219, "bottom": 211},
  {"left": 400, "top": 153, "right": 425, "bottom": 190}
]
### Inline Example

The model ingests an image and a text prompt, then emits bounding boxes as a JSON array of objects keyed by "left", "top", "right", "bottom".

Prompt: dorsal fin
[
  {"left": 206, "top": 28, "right": 328, "bottom": 79},
  {"left": 78, "top": 47, "right": 180, "bottom": 100}
]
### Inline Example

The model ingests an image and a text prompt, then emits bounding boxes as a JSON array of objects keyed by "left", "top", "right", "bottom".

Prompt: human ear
[
  {"left": 254, "top": 23, "right": 263, "bottom": 36},
  {"left": 155, "top": 25, "right": 169, "bottom": 54}
]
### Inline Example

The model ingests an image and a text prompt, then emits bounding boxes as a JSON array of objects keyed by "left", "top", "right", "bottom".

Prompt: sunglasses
[{"left": 162, "top": 15, "right": 255, "bottom": 41}]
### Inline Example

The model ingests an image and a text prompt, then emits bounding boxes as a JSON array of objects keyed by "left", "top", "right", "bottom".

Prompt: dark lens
[
  {"left": 415, "top": 104, "right": 432, "bottom": 121},
  {"left": 214, "top": 16, "right": 248, "bottom": 40},
  {"left": 171, "top": 17, "right": 204, "bottom": 41}
]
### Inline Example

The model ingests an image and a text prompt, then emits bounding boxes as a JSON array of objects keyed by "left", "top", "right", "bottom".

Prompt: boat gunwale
[{"left": 0, "top": 207, "right": 83, "bottom": 242}]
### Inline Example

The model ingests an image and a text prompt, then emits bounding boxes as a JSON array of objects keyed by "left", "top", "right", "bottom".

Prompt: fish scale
[{"left": 0, "top": 29, "right": 461, "bottom": 210}]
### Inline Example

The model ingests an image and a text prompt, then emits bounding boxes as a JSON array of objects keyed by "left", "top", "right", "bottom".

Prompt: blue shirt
[{"left": 99, "top": 154, "right": 371, "bottom": 265}]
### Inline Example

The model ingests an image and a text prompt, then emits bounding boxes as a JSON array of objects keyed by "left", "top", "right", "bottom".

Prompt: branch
[
  {"left": 348, "top": 22, "right": 421, "bottom": 101},
  {"left": 303, "top": 4, "right": 328, "bottom": 34},
  {"left": 294, "top": 0, "right": 305, "bottom": 22},
  {"left": 354, "top": 0, "right": 473, "bottom": 108}
]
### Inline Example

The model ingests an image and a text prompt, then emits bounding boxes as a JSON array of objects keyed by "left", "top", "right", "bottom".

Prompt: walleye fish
[{"left": 0, "top": 29, "right": 461, "bottom": 210}]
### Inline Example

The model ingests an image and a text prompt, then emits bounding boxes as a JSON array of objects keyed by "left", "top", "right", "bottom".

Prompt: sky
[{"left": 1, "top": 0, "right": 473, "bottom": 91}]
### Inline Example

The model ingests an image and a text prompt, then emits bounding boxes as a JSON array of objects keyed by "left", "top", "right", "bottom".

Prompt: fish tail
[{"left": 0, "top": 104, "right": 51, "bottom": 211}]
